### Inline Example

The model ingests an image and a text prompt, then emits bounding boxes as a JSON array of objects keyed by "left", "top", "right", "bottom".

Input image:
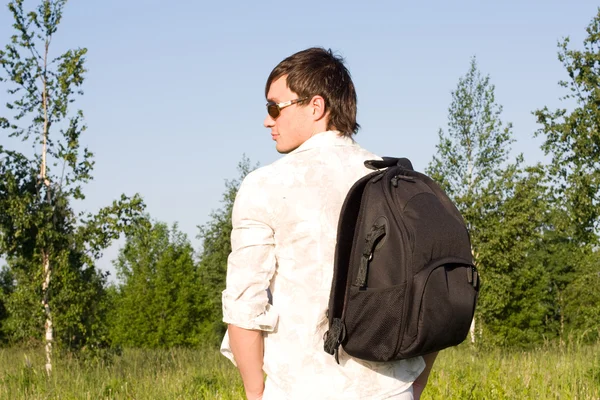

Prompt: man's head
[{"left": 264, "top": 47, "right": 359, "bottom": 154}]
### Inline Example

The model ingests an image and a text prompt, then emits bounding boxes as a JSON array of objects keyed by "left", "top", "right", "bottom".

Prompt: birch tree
[{"left": 0, "top": 0, "right": 144, "bottom": 372}]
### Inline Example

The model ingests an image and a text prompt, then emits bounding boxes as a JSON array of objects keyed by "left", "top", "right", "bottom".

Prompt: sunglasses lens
[{"left": 267, "top": 104, "right": 280, "bottom": 119}]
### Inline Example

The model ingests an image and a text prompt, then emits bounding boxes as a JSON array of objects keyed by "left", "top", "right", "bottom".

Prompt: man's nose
[{"left": 264, "top": 114, "right": 275, "bottom": 128}]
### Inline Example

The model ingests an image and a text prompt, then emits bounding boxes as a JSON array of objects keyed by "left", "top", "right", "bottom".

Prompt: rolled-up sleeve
[{"left": 221, "top": 171, "right": 278, "bottom": 332}]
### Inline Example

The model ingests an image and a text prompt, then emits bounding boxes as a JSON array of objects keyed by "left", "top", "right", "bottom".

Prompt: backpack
[{"left": 324, "top": 157, "right": 480, "bottom": 363}]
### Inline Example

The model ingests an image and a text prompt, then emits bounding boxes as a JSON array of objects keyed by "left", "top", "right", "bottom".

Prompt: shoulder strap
[{"left": 324, "top": 171, "right": 377, "bottom": 361}]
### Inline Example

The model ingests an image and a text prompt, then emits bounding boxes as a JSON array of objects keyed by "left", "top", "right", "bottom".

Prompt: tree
[
  {"left": 427, "top": 58, "right": 553, "bottom": 346},
  {"left": 0, "top": 265, "right": 15, "bottom": 344},
  {"left": 427, "top": 57, "right": 514, "bottom": 225},
  {"left": 0, "top": 0, "right": 144, "bottom": 372},
  {"left": 473, "top": 165, "right": 553, "bottom": 345},
  {"left": 561, "top": 249, "right": 600, "bottom": 342},
  {"left": 197, "top": 156, "right": 256, "bottom": 346},
  {"left": 427, "top": 57, "right": 513, "bottom": 344},
  {"left": 534, "top": 8, "right": 600, "bottom": 340},
  {"left": 109, "top": 220, "right": 202, "bottom": 348}
]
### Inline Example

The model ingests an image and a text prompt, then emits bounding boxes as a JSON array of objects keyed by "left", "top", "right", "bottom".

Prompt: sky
[{"left": 0, "top": 0, "right": 598, "bottom": 282}]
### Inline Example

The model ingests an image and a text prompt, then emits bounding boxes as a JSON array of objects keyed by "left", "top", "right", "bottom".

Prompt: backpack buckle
[
  {"left": 323, "top": 318, "right": 346, "bottom": 363},
  {"left": 354, "top": 224, "right": 386, "bottom": 287}
]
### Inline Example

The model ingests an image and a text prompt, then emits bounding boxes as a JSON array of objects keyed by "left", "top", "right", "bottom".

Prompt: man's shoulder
[
  {"left": 238, "top": 160, "right": 291, "bottom": 191},
  {"left": 351, "top": 146, "right": 381, "bottom": 163},
  {"left": 238, "top": 157, "right": 297, "bottom": 191},
  {"left": 281, "top": 139, "right": 381, "bottom": 166},
  {"left": 239, "top": 164, "right": 272, "bottom": 188},
  {"left": 242, "top": 141, "right": 381, "bottom": 187}
]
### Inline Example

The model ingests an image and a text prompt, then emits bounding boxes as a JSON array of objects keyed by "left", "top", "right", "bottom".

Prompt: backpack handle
[{"left": 365, "top": 157, "right": 414, "bottom": 171}]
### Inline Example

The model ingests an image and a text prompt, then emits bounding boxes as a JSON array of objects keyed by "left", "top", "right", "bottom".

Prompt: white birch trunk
[
  {"left": 42, "top": 251, "right": 52, "bottom": 375},
  {"left": 470, "top": 246, "right": 478, "bottom": 344},
  {"left": 40, "top": 38, "right": 52, "bottom": 376},
  {"left": 468, "top": 158, "right": 477, "bottom": 344}
]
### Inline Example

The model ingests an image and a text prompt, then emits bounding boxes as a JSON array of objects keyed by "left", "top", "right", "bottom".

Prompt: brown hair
[{"left": 265, "top": 47, "right": 360, "bottom": 137}]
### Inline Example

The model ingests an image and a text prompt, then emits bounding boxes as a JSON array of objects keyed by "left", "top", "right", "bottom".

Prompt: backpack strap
[
  {"left": 354, "top": 223, "right": 386, "bottom": 287},
  {"left": 365, "top": 157, "right": 414, "bottom": 171},
  {"left": 323, "top": 318, "right": 345, "bottom": 363},
  {"left": 324, "top": 171, "right": 377, "bottom": 362}
]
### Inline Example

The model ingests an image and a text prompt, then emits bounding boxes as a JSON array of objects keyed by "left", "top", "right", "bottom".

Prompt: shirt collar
[{"left": 289, "top": 130, "right": 356, "bottom": 155}]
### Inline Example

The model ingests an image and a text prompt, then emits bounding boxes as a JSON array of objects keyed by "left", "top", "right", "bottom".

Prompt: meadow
[{"left": 0, "top": 342, "right": 598, "bottom": 399}]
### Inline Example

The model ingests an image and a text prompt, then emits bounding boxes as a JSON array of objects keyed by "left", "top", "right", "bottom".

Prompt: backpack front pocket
[{"left": 402, "top": 262, "right": 477, "bottom": 356}]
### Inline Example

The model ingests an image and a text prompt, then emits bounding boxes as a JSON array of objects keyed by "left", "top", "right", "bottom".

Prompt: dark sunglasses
[{"left": 266, "top": 98, "right": 308, "bottom": 119}]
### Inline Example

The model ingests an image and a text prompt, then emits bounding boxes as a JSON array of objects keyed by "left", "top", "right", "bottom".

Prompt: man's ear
[{"left": 309, "top": 95, "right": 327, "bottom": 122}]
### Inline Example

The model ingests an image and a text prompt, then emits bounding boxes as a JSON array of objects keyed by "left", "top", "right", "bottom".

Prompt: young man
[{"left": 221, "top": 47, "right": 437, "bottom": 399}]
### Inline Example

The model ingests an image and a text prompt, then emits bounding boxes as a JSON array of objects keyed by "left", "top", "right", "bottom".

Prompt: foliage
[
  {"left": 0, "top": 0, "right": 145, "bottom": 356},
  {"left": 196, "top": 155, "right": 256, "bottom": 346},
  {"left": 534, "top": 8, "right": 600, "bottom": 247},
  {"left": 0, "top": 265, "right": 15, "bottom": 343},
  {"left": 427, "top": 59, "right": 554, "bottom": 345},
  {"left": 109, "top": 220, "right": 203, "bottom": 348},
  {"left": 534, "top": 8, "right": 600, "bottom": 340}
]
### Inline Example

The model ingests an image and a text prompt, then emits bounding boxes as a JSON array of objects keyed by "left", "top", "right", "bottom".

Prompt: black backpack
[{"left": 324, "top": 157, "right": 480, "bottom": 362}]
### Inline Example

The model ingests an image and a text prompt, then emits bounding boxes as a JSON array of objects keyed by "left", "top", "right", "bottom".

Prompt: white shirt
[{"left": 221, "top": 131, "right": 425, "bottom": 399}]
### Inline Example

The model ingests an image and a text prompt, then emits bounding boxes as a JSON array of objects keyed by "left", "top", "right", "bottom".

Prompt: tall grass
[
  {"left": 0, "top": 342, "right": 598, "bottom": 399},
  {"left": 427, "top": 342, "right": 600, "bottom": 399},
  {"left": 0, "top": 347, "right": 244, "bottom": 399}
]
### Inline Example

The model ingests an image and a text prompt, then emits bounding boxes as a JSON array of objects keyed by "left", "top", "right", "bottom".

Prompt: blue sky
[{"left": 1, "top": 0, "right": 598, "bottom": 281}]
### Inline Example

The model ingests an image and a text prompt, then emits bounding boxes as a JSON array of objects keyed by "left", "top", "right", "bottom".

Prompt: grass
[
  {"left": 0, "top": 346, "right": 244, "bottom": 399},
  {"left": 0, "top": 342, "right": 598, "bottom": 399},
  {"left": 427, "top": 342, "right": 600, "bottom": 399}
]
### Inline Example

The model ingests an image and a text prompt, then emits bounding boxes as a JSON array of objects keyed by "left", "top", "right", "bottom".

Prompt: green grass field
[
  {"left": 427, "top": 343, "right": 600, "bottom": 399},
  {"left": 0, "top": 343, "right": 598, "bottom": 399}
]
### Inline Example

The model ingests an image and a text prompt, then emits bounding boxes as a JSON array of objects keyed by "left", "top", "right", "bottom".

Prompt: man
[{"left": 221, "top": 47, "right": 438, "bottom": 399}]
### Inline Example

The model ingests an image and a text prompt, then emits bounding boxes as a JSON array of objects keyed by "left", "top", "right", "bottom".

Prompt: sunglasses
[{"left": 266, "top": 98, "right": 308, "bottom": 119}]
